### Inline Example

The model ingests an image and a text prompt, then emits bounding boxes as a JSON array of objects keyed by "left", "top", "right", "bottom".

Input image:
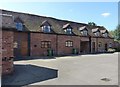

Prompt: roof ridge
[{"left": 2, "top": 9, "right": 89, "bottom": 26}]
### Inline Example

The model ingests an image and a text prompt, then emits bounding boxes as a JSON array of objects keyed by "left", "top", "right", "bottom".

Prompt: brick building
[{"left": 1, "top": 9, "right": 114, "bottom": 74}]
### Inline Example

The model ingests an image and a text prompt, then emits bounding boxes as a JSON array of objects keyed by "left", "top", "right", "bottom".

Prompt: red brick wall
[
  {"left": 57, "top": 35, "right": 80, "bottom": 55},
  {"left": 2, "top": 30, "right": 14, "bottom": 75},
  {"left": 0, "top": 30, "right": 2, "bottom": 75},
  {"left": 14, "top": 32, "right": 28, "bottom": 57},
  {"left": 30, "top": 33, "right": 57, "bottom": 56}
]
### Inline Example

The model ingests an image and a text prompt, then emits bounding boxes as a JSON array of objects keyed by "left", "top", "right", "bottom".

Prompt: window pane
[
  {"left": 66, "top": 28, "right": 72, "bottom": 34},
  {"left": 43, "top": 26, "right": 51, "bottom": 33},
  {"left": 65, "top": 41, "right": 73, "bottom": 47},
  {"left": 66, "top": 42, "right": 68, "bottom": 46},
  {"left": 41, "top": 41, "right": 51, "bottom": 48},
  {"left": 16, "top": 23, "right": 23, "bottom": 31}
]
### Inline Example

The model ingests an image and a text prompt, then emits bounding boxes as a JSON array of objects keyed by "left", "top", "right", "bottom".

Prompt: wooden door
[
  {"left": 21, "top": 41, "right": 28, "bottom": 56},
  {"left": 92, "top": 42, "right": 95, "bottom": 52},
  {"left": 105, "top": 43, "right": 108, "bottom": 51}
]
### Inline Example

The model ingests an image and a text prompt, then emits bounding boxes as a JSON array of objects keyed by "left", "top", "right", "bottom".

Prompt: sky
[{"left": 0, "top": 2, "right": 118, "bottom": 31}]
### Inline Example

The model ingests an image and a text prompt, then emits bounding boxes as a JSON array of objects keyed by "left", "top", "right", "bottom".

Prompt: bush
[{"left": 114, "top": 48, "right": 120, "bottom": 52}]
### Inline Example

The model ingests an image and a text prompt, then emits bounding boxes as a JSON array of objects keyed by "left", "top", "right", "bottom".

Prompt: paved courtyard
[{"left": 2, "top": 53, "right": 118, "bottom": 86}]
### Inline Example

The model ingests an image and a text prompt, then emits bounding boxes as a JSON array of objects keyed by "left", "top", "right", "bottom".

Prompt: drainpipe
[
  {"left": 89, "top": 36, "right": 91, "bottom": 53},
  {"left": 28, "top": 32, "right": 31, "bottom": 56},
  {"left": 96, "top": 37, "right": 98, "bottom": 53},
  {"left": 56, "top": 34, "right": 58, "bottom": 56}
]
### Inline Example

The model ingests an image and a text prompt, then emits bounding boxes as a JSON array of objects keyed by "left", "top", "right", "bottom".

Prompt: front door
[
  {"left": 21, "top": 41, "right": 28, "bottom": 56},
  {"left": 14, "top": 32, "right": 28, "bottom": 57},
  {"left": 105, "top": 43, "right": 108, "bottom": 51},
  {"left": 92, "top": 42, "right": 95, "bottom": 53}
]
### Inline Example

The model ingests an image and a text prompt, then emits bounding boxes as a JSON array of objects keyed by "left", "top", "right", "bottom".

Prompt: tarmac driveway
[{"left": 2, "top": 53, "right": 118, "bottom": 85}]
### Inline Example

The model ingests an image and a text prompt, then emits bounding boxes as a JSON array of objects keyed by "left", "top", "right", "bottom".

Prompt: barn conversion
[{"left": 1, "top": 9, "right": 114, "bottom": 74}]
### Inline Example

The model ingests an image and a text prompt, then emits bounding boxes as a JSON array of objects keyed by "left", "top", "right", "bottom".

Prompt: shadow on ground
[
  {"left": 2, "top": 64, "right": 58, "bottom": 86},
  {"left": 14, "top": 56, "right": 56, "bottom": 61},
  {"left": 14, "top": 52, "right": 114, "bottom": 61}
]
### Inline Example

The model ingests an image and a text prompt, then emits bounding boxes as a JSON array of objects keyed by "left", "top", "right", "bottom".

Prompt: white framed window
[
  {"left": 103, "top": 33, "right": 108, "bottom": 37},
  {"left": 109, "top": 43, "right": 112, "bottom": 48},
  {"left": 41, "top": 41, "right": 51, "bottom": 48},
  {"left": 95, "top": 32, "right": 100, "bottom": 36},
  {"left": 15, "top": 23, "right": 23, "bottom": 31},
  {"left": 65, "top": 41, "right": 73, "bottom": 47},
  {"left": 42, "top": 25, "right": 51, "bottom": 33},
  {"left": 65, "top": 28, "right": 72, "bottom": 34},
  {"left": 81, "top": 30, "right": 88, "bottom": 36}
]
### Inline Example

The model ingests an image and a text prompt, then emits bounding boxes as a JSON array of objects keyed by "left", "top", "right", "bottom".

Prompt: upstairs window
[
  {"left": 94, "top": 32, "right": 100, "bottom": 36},
  {"left": 103, "top": 33, "right": 108, "bottom": 37},
  {"left": 15, "top": 22, "right": 23, "bottom": 31},
  {"left": 81, "top": 30, "right": 88, "bottom": 36},
  {"left": 64, "top": 28, "right": 72, "bottom": 34},
  {"left": 42, "top": 25, "right": 51, "bottom": 33},
  {"left": 65, "top": 41, "right": 73, "bottom": 47},
  {"left": 63, "top": 23, "right": 73, "bottom": 35}
]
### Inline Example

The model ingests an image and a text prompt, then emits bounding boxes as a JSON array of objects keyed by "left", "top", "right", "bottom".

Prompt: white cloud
[{"left": 101, "top": 12, "right": 110, "bottom": 17}]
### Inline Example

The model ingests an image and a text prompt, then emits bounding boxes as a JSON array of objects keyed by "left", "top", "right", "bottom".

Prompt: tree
[
  {"left": 88, "top": 22, "right": 97, "bottom": 26},
  {"left": 109, "top": 30, "right": 115, "bottom": 38},
  {"left": 114, "top": 25, "right": 120, "bottom": 40}
]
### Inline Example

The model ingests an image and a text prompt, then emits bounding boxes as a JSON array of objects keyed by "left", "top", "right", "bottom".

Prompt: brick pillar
[{"left": 2, "top": 30, "right": 14, "bottom": 75}]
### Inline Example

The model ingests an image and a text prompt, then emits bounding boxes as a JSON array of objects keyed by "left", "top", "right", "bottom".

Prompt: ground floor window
[
  {"left": 13, "top": 42, "right": 18, "bottom": 48},
  {"left": 41, "top": 41, "right": 51, "bottom": 48},
  {"left": 109, "top": 43, "right": 112, "bottom": 48},
  {"left": 98, "top": 42, "right": 102, "bottom": 47},
  {"left": 65, "top": 41, "right": 73, "bottom": 47}
]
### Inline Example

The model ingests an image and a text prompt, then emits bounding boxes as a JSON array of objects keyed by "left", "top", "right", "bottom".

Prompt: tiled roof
[
  {"left": 92, "top": 28, "right": 99, "bottom": 33},
  {"left": 79, "top": 26, "right": 87, "bottom": 31},
  {"left": 40, "top": 20, "right": 51, "bottom": 27},
  {"left": 63, "top": 23, "right": 71, "bottom": 29},
  {"left": 100, "top": 29, "right": 108, "bottom": 34},
  {"left": 1, "top": 9, "right": 113, "bottom": 38},
  {"left": 1, "top": 14, "right": 16, "bottom": 29}
]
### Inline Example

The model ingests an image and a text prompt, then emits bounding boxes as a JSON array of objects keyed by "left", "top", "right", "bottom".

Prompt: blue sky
[{"left": 0, "top": 2, "right": 118, "bottom": 30}]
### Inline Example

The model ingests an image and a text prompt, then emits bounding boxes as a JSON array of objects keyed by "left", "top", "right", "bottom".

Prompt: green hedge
[{"left": 115, "top": 48, "right": 120, "bottom": 52}]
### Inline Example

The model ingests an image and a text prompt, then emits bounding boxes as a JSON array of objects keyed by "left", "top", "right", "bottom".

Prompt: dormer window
[
  {"left": 79, "top": 26, "right": 88, "bottom": 36},
  {"left": 100, "top": 29, "right": 108, "bottom": 37},
  {"left": 14, "top": 17, "right": 24, "bottom": 31},
  {"left": 81, "top": 30, "right": 88, "bottom": 36},
  {"left": 94, "top": 32, "right": 100, "bottom": 36},
  {"left": 41, "top": 20, "right": 51, "bottom": 33},
  {"left": 92, "top": 28, "right": 100, "bottom": 37},
  {"left": 15, "top": 22, "right": 23, "bottom": 31},
  {"left": 64, "top": 28, "right": 72, "bottom": 34},
  {"left": 63, "top": 23, "right": 73, "bottom": 35},
  {"left": 42, "top": 25, "right": 51, "bottom": 33},
  {"left": 103, "top": 33, "right": 108, "bottom": 37}
]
